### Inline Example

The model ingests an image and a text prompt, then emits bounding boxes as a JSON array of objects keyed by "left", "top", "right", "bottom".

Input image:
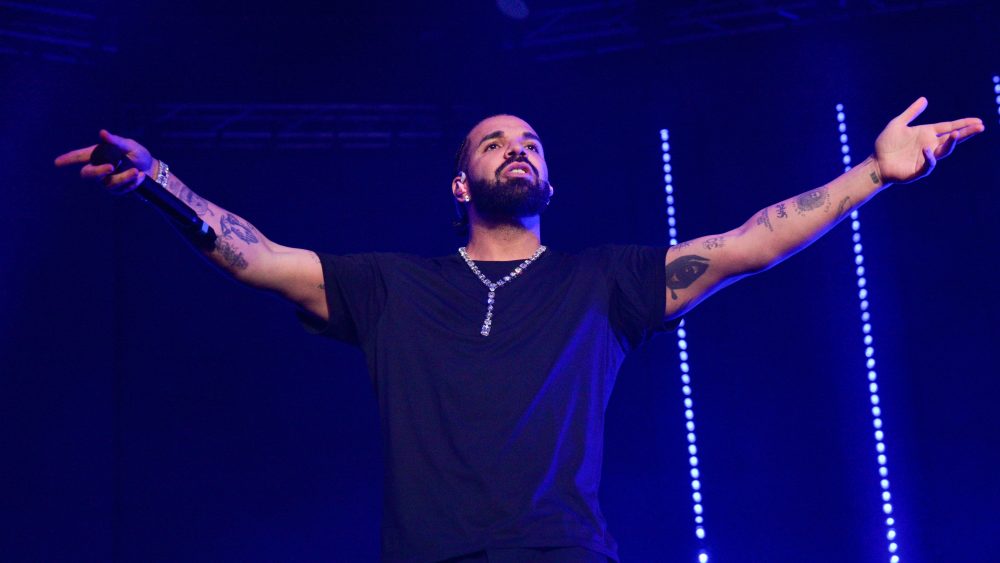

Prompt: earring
[
  {"left": 459, "top": 171, "right": 467, "bottom": 182},
  {"left": 463, "top": 195, "right": 471, "bottom": 202}
]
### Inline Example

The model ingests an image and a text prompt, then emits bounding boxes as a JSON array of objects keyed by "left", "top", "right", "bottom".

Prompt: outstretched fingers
[
  {"left": 897, "top": 96, "right": 928, "bottom": 125},
  {"left": 932, "top": 117, "right": 984, "bottom": 136},
  {"left": 54, "top": 145, "right": 97, "bottom": 167}
]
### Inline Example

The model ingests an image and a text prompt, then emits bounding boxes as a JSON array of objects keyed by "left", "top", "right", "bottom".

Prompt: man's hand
[
  {"left": 874, "top": 97, "right": 984, "bottom": 185},
  {"left": 54, "top": 130, "right": 158, "bottom": 194}
]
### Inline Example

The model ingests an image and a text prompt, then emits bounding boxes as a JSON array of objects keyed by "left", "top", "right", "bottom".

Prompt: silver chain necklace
[{"left": 458, "top": 245, "right": 547, "bottom": 336}]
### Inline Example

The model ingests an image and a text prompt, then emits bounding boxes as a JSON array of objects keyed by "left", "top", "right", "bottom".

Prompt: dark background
[{"left": 2, "top": 1, "right": 998, "bottom": 561}]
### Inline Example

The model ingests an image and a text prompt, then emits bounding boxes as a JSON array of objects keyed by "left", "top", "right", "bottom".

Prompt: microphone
[{"left": 90, "top": 143, "right": 217, "bottom": 247}]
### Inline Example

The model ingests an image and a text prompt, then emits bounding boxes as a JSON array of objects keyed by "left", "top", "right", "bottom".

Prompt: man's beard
[{"left": 467, "top": 159, "right": 550, "bottom": 223}]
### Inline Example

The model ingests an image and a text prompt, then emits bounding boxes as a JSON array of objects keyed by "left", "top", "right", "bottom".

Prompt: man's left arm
[{"left": 663, "top": 97, "right": 984, "bottom": 320}]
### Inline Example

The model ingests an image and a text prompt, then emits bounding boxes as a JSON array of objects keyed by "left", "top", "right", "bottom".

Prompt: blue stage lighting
[
  {"left": 994, "top": 76, "right": 1000, "bottom": 123},
  {"left": 660, "top": 128, "right": 710, "bottom": 562},
  {"left": 835, "top": 104, "right": 902, "bottom": 562}
]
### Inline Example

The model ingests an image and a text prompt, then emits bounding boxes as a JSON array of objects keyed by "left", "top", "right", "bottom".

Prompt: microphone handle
[{"left": 90, "top": 143, "right": 217, "bottom": 247}]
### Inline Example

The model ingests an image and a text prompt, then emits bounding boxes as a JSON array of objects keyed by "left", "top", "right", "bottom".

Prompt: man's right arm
[
  {"left": 161, "top": 172, "right": 328, "bottom": 321},
  {"left": 55, "top": 130, "right": 329, "bottom": 322}
]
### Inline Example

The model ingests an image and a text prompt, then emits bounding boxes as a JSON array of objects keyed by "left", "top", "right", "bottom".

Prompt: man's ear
[{"left": 452, "top": 171, "right": 469, "bottom": 201}]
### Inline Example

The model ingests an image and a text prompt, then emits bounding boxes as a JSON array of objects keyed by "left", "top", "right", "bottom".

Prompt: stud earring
[{"left": 463, "top": 195, "right": 471, "bottom": 202}]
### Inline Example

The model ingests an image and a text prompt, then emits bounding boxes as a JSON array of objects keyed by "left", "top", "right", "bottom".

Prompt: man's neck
[{"left": 464, "top": 215, "right": 542, "bottom": 261}]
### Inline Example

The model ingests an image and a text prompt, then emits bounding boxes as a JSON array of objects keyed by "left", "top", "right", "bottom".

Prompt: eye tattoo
[{"left": 665, "top": 255, "right": 711, "bottom": 300}]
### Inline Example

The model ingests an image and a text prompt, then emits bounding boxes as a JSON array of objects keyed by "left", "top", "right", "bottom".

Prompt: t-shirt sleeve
[
  {"left": 607, "top": 245, "right": 681, "bottom": 349},
  {"left": 297, "top": 253, "right": 388, "bottom": 347}
]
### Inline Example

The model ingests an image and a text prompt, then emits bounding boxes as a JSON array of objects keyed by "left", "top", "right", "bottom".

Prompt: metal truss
[
  {"left": 0, "top": 1, "right": 117, "bottom": 64},
  {"left": 508, "top": 0, "right": 979, "bottom": 61},
  {"left": 126, "top": 103, "right": 455, "bottom": 151}
]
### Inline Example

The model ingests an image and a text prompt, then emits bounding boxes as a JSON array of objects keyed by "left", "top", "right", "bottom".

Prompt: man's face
[{"left": 462, "top": 115, "right": 551, "bottom": 222}]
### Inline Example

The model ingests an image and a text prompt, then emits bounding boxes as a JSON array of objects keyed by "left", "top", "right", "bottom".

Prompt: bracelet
[{"left": 155, "top": 159, "right": 171, "bottom": 189}]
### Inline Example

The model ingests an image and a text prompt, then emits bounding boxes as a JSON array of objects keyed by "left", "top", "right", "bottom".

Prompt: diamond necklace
[{"left": 458, "top": 245, "right": 547, "bottom": 336}]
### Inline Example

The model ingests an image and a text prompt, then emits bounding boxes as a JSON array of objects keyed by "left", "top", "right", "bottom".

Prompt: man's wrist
[
  {"left": 147, "top": 158, "right": 161, "bottom": 180},
  {"left": 868, "top": 155, "right": 891, "bottom": 191}
]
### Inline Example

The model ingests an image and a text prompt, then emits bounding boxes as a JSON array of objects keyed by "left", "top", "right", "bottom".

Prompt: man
[{"left": 55, "top": 100, "right": 982, "bottom": 562}]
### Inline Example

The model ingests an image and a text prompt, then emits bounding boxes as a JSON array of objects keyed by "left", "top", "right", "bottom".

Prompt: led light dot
[
  {"left": 660, "top": 128, "right": 710, "bottom": 560},
  {"left": 837, "top": 103, "right": 901, "bottom": 563}
]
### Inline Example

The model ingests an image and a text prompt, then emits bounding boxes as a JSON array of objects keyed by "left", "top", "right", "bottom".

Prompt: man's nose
[{"left": 506, "top": 141, "right": 526, "bottom": 156}]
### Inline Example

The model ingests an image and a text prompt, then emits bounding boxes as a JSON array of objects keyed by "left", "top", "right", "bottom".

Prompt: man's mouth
[{"left": 501, "top": 162, "right": 534, "bottom": 177}]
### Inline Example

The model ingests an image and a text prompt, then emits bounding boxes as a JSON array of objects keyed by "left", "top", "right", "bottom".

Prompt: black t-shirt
[{"left": 302, "top": 245, "right": 676, "bottom": 563}]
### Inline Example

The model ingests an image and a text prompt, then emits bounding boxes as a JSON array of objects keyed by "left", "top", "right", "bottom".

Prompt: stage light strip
[
  {"left": 993, "top": 76, "right": 1000, "bottom": 124},
  {"left": 835, "top": 104, "right": 900, "bottom": 563},
  {"left": 660, "top": 128, "right": 709, "bottom": 563}
]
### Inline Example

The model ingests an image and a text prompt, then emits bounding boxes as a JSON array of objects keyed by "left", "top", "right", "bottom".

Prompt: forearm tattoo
[
  {"left": 703, "top": 236, "right": 725, "bottom": 250},
  {"left": 756, "top": 207, "right": 774, "bottom": 232},
  {"left": 793, "top": 186, "right": 831, "bottom": 215},
  {"left": 178, "top": 184, "right": 213, "bottom": 217},
  {"left": 220, "top": 213, "right": 260, "bottom": 244},
  {"left": 836, "top": 196, "right": 852, "bottom": 218},
  {"left": 775, "top": 203, "right": 788, "bottom": 219},
  {"left": 665, "top": 255, "right": 710, "bottom": 300},
  {"left": 215, "top": 238, "right": 248, "bottom": 270},
  {"left": 870, "top": 170, "right": 880, "bottom": 185}
]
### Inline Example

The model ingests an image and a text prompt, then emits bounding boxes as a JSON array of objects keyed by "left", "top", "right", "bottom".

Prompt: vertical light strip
[
  {"left": 660, "top": 128, "right": 709, "bottom": 563},
  {"left": 993, "top": 75, "right": 1000, "bottom": 124},
  {"left": 835, "top": 104, "right": 900, "bottom": 563}
]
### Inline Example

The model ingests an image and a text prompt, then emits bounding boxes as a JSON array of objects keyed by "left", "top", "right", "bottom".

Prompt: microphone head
[{"left": 90, "top": 143, "right": 131, "bottom": 171}]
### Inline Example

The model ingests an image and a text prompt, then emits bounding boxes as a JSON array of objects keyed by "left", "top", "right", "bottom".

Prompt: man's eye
[
  {"left": 485, "top": 143, "right": 499, "bottom": 151},
  {"left": 526, "top": 144, "right": 539, "bottom": 152}
]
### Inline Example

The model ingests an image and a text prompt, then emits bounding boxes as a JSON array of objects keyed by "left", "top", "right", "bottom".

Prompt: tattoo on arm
[
  {"left": 775, "top": 203, "right": 788, "bottom": 218},
  {"left": 703, "top": 236, "right": 725, "bottom": 250},
  {"left": 215, "top": 238, "right": 248, "bottom": 270},
  {"left": 178, "top": 184, "right": 214, "bottom": 217},
  {"left": 793, "top": 186, "right": 831, "bottom": 215},
  {"left": 317, "top": 283, "right": 325, "bottom": 290},
  {"left": 835, "top": 196, "right": 851, "bottom": 218},
  {"left": 756, "top": 207, "right": 774, "bottom": 232},
  {"left": 870, "top": 170, "right": 880, "bottom": 185},
  {"left": 220, "top": 213, "right": 260, "bottom": 244},
  {"left": 665, "top": 255, "right": 711, "bottom": 300},
  {"left": 672, "top": 240, "right": 693, "bottom": 250}
]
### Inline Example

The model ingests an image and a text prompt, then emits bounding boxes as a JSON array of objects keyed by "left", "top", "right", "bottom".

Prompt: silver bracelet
[{"left": 155, "top": 160, "right": 170, "bottom": 189}]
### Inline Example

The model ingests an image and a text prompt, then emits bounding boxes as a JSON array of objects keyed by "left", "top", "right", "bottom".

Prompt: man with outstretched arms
[{"left": 55, "top": 99, "right": 982, "bottom": 563}]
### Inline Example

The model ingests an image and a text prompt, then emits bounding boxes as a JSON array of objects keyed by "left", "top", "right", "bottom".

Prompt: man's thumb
[{"left": 99, "top": 129, "right": 129, "bottom": 150}]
